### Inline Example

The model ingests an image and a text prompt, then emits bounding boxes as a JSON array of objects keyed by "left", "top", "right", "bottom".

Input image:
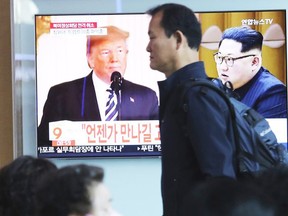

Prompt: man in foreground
[{"left": 146, "top": 3, "right": 236, "bottom": 216}]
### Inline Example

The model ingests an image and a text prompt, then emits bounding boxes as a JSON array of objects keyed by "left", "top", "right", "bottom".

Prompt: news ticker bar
[{"left": 49, "top": 120, "right": 161, "bottom": 147}]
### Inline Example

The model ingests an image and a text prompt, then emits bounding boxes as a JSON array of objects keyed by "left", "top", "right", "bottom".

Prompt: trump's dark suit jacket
[{"left": 38, "top": 72, "right": 159, "bottom": 147}]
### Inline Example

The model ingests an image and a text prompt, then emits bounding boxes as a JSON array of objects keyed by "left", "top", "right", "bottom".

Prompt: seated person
[
  {"left": 35, "top": 164, "right": 121, "bottom": 216},
  {"left": 0, "top": 155, "right": 57, "bottom": 216},
  {"left": 252, "top": 165, "right": 288, "bottom": 216},
  {"left": 180, "top": 176, "right": 276, "bottom": 216},
  {"left": 214, "top": 26, "right": 287, "bottom": 118}
]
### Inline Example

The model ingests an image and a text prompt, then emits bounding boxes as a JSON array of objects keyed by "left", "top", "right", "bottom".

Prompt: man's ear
[
  {"left": 87, "top": 54, "right": 94, "bottom": 68},
  {"left": 251, "top": 55, "right": 261, "bottom": 73},
  {"left": 252, "top": 56, "right": 260, "bottom": 66},
  {"left": 173, "top": 30, "right": 184, "bottom": 49}
]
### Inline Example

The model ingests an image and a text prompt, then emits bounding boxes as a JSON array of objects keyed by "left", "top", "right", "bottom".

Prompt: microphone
[
  {"left": 110, "top": 71, "right": 122, "bottom": 120},
  {"left": 110, "top": 71, "right": 123, "bottom": 95}
]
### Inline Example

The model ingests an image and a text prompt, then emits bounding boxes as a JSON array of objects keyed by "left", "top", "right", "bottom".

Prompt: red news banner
[{"left": 49, "top": 120, "right": 161, "bottom": 147}]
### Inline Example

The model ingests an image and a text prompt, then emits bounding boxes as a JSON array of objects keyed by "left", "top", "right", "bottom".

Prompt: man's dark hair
[
  {"left": 146, "top": 3, "right": 202, "bottom": 50},
  {"left": 219, "top": 26, "right": 263, "bottom": 52}
]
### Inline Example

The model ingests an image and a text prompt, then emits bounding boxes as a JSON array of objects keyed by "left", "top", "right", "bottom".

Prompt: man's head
[
  {"left": 36, "top": 164, "right": 104, "bottom": 216},
  {"left": 215, "top": 26, "right": 263, "bottom": 89},
  {"left": 146, "top": 3, "right": 202, "bottom": 76},
  {"left": 0, "top": 156, "right": 57, "bottom": 216},
  {"left": 87, "top": 26, "right": 129, "bottom": 84}
]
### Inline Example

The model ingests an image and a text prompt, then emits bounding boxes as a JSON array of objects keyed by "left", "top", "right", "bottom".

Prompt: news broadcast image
[{"left": 35, "top": 11, "right": 287, "bottom": 158}]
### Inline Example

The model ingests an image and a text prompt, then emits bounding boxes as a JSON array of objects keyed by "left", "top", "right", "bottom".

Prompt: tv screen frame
[{"left": 35, "top": 10, "right": 287, "bottom": 158}]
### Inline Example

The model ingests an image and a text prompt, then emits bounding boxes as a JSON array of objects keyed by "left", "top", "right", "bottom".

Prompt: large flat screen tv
[{"left": 35, "top": 10, "right": 287, "bottom": 158}]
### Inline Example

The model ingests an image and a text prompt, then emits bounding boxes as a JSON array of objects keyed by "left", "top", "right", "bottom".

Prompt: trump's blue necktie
[{"left": 105, "top": 89, "right": 118, "bottom": 121}]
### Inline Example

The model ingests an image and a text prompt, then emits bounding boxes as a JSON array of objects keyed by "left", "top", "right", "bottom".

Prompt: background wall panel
[{"left": 0, "top": 0, "right": 13, "bottom": 167}]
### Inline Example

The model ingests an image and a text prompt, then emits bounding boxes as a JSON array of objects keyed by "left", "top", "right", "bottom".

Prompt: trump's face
[{"left": 88, "top": 39, "right": 128, "bottom": 84}]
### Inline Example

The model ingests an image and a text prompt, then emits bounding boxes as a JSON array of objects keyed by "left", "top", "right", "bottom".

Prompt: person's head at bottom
[
  {"left": 0, "top": 155, "right": 57, "bottom": 216},
  {"left": 36, "top": 164, "right": 120, "bottom": 216},
  {"left": 180, "top": 176, "right": 276, "bottom": 216}
]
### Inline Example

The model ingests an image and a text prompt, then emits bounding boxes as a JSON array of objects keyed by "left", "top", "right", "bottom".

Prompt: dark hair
[
  {"left": 181, "top": 176, "right": 276, "bottom": 216},
  {"left": 147, "top": 3, "right": 202, "bottom": 50},
  {"left": 35, "top": 164, "right": 104, "bottom": 216},
  {"left": 0, "top": 155, "right": 57, "bottom": 216},
  {"left": 219, "top": 26, "right": 263, "bottom": 52},
  {"left": 252, "top": 165, "right": 288, "bottom": 216}
]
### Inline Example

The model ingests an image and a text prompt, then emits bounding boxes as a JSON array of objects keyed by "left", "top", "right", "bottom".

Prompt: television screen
[{"left": 35, "top": 10, "right": 287, "bottom": 158}]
